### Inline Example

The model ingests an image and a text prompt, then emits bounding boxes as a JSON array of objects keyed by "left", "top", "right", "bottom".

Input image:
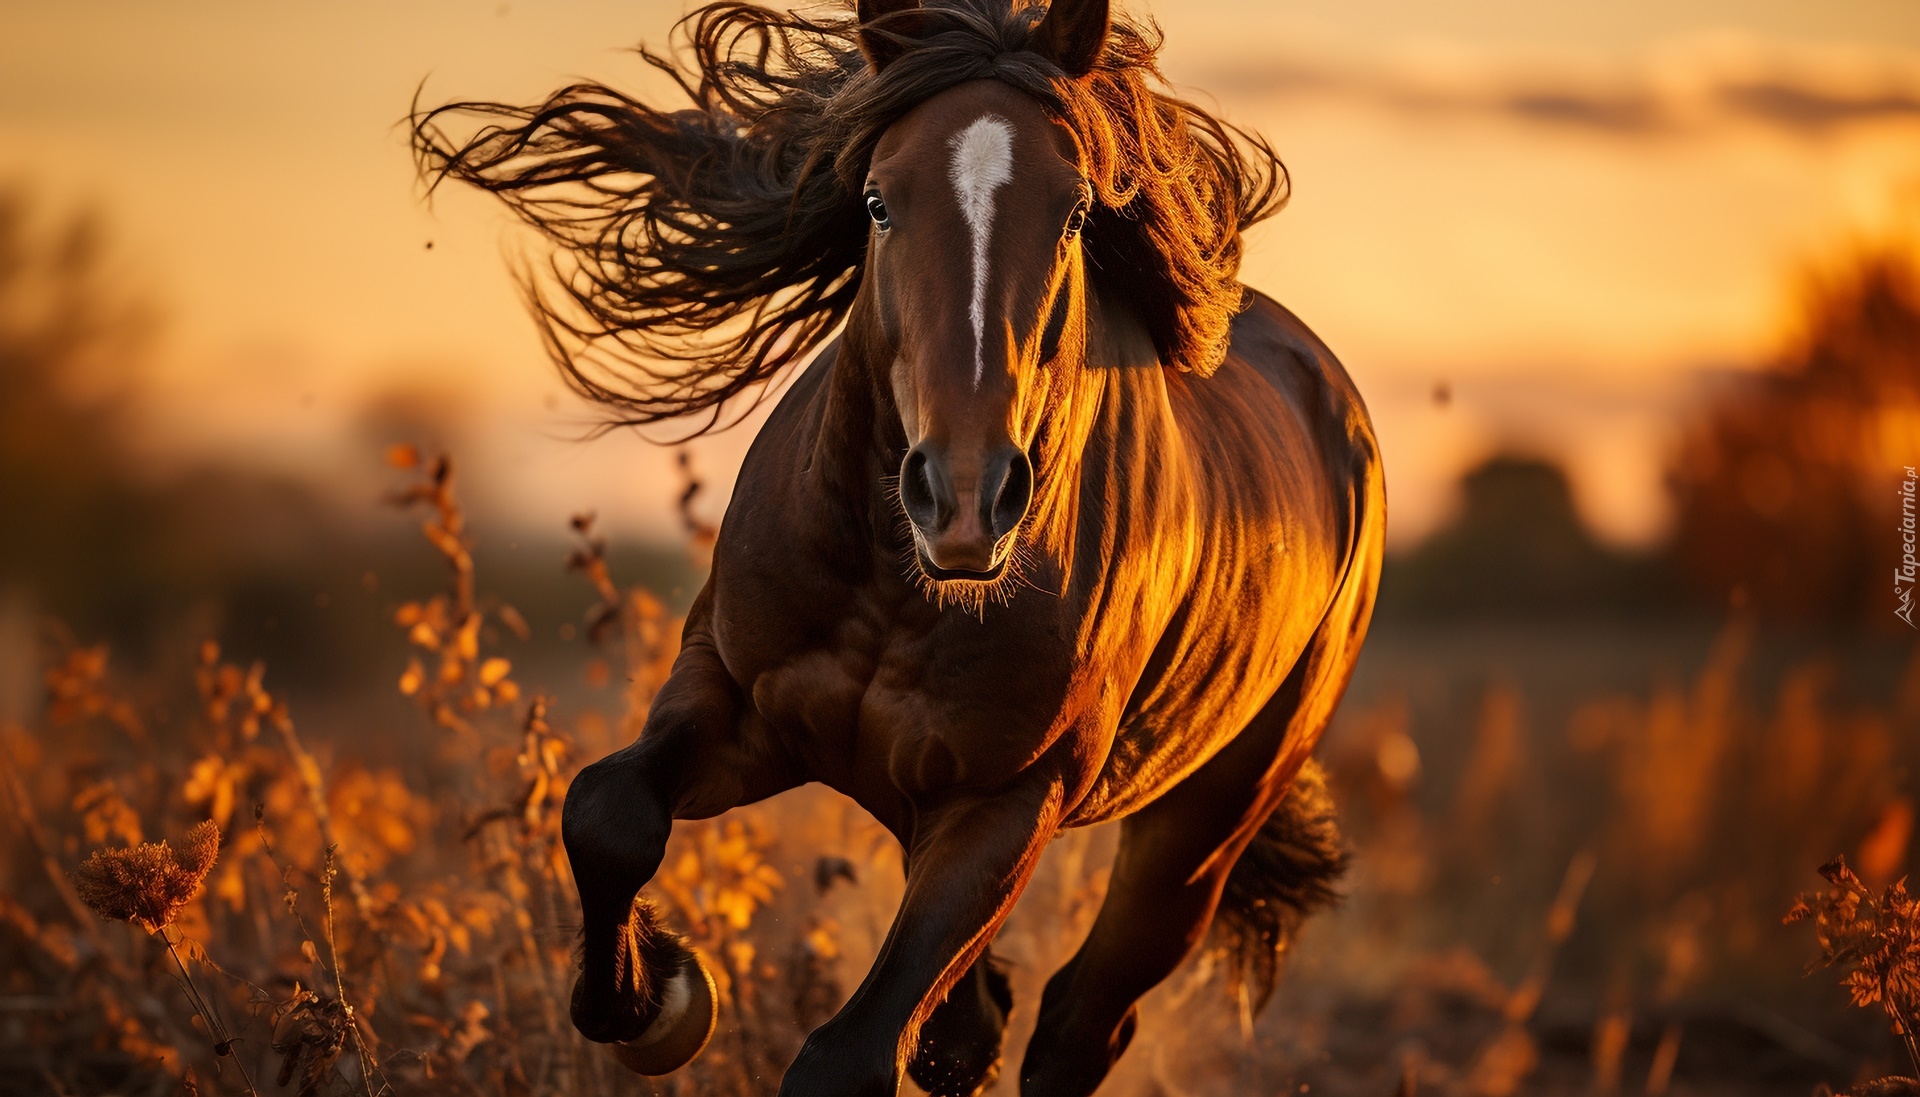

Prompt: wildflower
[
  {"left": 72, "top": 820, "right": 220, "bottom": 933},
  {"left": 1787, "top": 856, "right": 1920, "bottom": 1077}
]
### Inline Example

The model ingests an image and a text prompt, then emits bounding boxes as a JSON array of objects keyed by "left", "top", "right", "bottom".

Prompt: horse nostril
[
  {"left": 900, "top": 447, "right": 943, "bottom": 532},
  {"left": 989, "top": 450, "right": 1033, "bottom": 540}
]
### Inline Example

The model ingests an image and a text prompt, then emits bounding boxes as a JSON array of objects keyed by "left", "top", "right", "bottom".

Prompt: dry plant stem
[
  {"left": 437, "top": 464, "right": 476, "bottom": 620},
  {"left": 0, "top": 734, "right": 218, "bottom": 1064},
  {"left": 1644, "top": 1023, "right": 1683, "bottom": 1096},
  {"left": 528, "top": 859, "right": 580, "bottom": 1097},
  {"left": 253, "top": 813, "right": 324, "bottom": 959},
  {"left": 1508, "top": 849, "right": 1598, "bottom": 1023},
  {"left": 7, "top": 739, "right": 220, "bottom": 1075},
  {"left": 489, "top": 828, "right": 569, "bottom": 1095},
  {"left": 273, "top": 715, "right": 375, "bottom": 923},
  {"left": 255, "top": 818, "right": 386, "bottom": 1097},
  {"left": 1896, "top": 999, "right": 1920, "bottom": 1079},
  {"left": 321, "top": 846, "right": 386, "bottom": 1097},
  {"left": 1462, "top": 849, "right": 1600, "bottom": 1095},
  {"left": 405, "top": 454, "right": 474, "bottom": 619},
  {"left": 161, "top": 929, "right": 260, "bottom": 1097}
]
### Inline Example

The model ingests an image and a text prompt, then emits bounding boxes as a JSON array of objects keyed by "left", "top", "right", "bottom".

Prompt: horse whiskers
[
  {"left": 1006, "top": 539, "right": 1056, "bottom": 598},
  {"left": 910, "top": 561, "right": 1023, "bottom": 621}
]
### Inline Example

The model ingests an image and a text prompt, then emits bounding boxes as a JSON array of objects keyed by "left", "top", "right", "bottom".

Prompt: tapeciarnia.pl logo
[{"left": 1900, "top": 465, "right": 1918, "bottom": 628}]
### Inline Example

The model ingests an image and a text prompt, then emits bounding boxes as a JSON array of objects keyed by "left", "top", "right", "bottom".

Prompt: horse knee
[
  {"left": 909, "top": 956, "right": 1013, "bottom": 1097},
  {"left": 563, "top": 752, "right": 671, "bottom": 905}
]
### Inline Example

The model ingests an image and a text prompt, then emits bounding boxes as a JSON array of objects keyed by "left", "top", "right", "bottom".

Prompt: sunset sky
[{"left": 4, "top": 0, "right": 1919, "bottom": 546}]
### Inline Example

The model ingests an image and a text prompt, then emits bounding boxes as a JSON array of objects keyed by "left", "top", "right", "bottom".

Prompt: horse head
[{"left": 852, "top": 0, "right": 1111, "bottom": 585}]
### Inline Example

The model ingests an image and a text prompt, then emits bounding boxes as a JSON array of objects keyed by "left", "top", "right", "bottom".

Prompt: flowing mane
[{"left": 410, "top": 0, "right": 1288, "bottom": 431}]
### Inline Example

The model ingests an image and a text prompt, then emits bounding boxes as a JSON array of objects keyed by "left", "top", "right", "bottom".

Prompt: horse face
[{"left": 863, "top": 80, "right": 1091, "bottom": 581}]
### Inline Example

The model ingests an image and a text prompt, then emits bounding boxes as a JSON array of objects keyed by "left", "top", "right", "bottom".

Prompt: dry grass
[
  {"left": 0, "top": 448, "right": 1914, "bottom": 1096},
  {"left": 0, "top": 447, "right": 848, "bottom": 1096}
]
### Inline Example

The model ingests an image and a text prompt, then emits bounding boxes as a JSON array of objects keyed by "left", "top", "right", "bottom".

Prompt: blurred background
[{"left": 1, "top": 1, "right": 1917, "bottom": 1094}]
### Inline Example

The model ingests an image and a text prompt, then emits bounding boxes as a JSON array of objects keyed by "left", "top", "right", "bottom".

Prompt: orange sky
[{"left": 4, "top": 0, "right": 1919, "bottom": 546}]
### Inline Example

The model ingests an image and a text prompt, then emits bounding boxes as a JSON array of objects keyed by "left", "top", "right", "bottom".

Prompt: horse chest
[{"left": 721, "top": 571, "right": 1093, "bottom": 804}]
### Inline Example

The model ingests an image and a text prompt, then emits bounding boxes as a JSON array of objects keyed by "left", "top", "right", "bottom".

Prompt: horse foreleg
[
  {"left": 780, "top": 771, "right": 1066, "bottom": 1097},
  {"left": 561, "top": 634, "right": 798, "bottom": 1070}
]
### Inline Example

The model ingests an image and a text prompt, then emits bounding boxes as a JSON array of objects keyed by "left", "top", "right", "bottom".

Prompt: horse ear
[
  {"left": 857, "top": 0, "right": 929, "bottom": 74},
  {"left": 1029, "top": 0, "right": 1109, "bottom": 77}
]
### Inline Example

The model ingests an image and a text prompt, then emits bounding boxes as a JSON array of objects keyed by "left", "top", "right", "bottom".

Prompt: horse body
[
  {"left": 715, "top": 287, "right": 1364, "bottom": 834},
  {"left": 414, "top": 1, "right": 1383, "bottom": 1091},
  {"left": 600, "top": 273, "right": 1382, "bottom": 1092}
]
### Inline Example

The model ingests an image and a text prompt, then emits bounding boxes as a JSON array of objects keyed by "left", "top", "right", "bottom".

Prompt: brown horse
[{"left": 412, "top": 0, "right": 1384, "bottom": 1092}]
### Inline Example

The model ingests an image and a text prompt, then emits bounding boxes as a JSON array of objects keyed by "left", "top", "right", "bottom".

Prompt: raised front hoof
[{"left": 604, "top": 952, "right": 718, "bottom": 1076}]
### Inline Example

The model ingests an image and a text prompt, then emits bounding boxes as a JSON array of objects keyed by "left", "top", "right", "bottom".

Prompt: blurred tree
[
  {"left": 0, "top": 186, "right": 695, "bottom": 692},
  {"left": 0, "top": 188, "right": 174, "bottom": 627},
  {"left": 1667, "top": 250, "right": 1920, "bottom": 630},
  {"left": 0, "top": 188, "right": 344, "bottom": 656},
  {"left": 1380, "top": 454, "right": 1667, "bottom": 619}
]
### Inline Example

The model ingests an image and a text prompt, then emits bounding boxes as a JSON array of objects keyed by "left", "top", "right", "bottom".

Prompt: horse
[{"left": 411, "top": 0, "right": 1385, "bottom": 1091}]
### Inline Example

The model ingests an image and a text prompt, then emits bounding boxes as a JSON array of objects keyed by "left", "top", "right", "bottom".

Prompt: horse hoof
[{"left": 606, "top": 951, "right": 718, "bottom": 1076}]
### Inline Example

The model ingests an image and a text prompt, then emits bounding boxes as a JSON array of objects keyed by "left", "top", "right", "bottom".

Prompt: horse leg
[
  {"left": 907, "top": 942, "right": 1013, "bottom": 1096},
  {"left": 779, "top": 772, "right": 1066, "bottom": 1097},
  {"left": 1022, "top": 637, "right": 1360, "bottom": 1093},
  {"left": 562, "top": 631, "right": 798, "bottom": 1069},
  {"left": 1018, "top": 768, "right": 1287, "bottom": 1092}
]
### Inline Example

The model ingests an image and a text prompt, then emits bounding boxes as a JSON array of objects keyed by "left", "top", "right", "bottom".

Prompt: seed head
[{"left": 72, "top": 820, "right": 220, "bottom": 933}]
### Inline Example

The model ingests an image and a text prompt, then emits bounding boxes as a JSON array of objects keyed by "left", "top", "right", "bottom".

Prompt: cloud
[
  {"left": 1197, "top": 45, "right": 1920, "bottom": 137},
  {"left": 1497, "top": 89, "right": 1665, "bottom": 133},
  {"left": 1717, "top": 81, "right": 1920, "bottom": 130}
]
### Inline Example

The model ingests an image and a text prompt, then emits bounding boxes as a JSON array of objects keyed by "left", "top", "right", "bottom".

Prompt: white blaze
[{"left": 948, "top": 114, "right": 1015, "bottom": 388}]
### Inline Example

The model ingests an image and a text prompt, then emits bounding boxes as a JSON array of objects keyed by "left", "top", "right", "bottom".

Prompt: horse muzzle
[{"left": 900, "top": 441, "right": 1031, "bottom": 575}]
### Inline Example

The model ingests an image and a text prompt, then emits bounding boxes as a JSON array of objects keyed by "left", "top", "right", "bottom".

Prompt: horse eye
[
  {"left": 865, "top": 191, "right": 890, "bottom": 230},
  {"left": 1065, "top": 204, "right": 1088, "bottom": 238}
]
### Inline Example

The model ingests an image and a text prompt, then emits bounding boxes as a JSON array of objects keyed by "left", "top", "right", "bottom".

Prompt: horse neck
[
  {"left": 1024, "top": 285, "right": 1167, "bottom": 587},
  {"left": 804, "top": 309, "right": 912, "bottom": 552}
]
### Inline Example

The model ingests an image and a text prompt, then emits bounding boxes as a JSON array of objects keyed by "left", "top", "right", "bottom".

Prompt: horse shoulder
[
  {"left": 713, "top": 336, "right": 864, "bottom": 592},
  {"left": 709, "top": 344, "right": 852, "bottom": 670},
  {"left": 704, "top": 339, "right": 913, "bottom": 798}
]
